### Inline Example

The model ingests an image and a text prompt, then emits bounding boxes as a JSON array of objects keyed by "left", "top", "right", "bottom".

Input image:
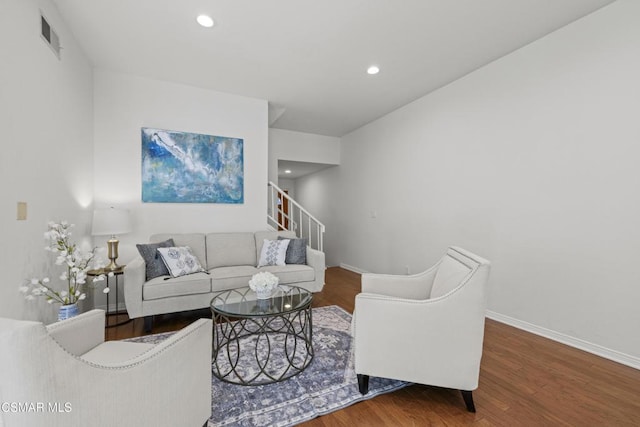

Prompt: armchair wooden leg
[
  {"left": 144, "top": 316, "right": 153, "bottom": 333},
  {"left": 357, "top": 374, "right": 369, "bottom": 395},
  {"left": 461, "top": 390, "right": 476, "bottom": 412}
]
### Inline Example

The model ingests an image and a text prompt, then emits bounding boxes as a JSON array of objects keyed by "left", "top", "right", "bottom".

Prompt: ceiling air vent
[{"left": 40, "top": 14, "right": 61, "bottom": 59}]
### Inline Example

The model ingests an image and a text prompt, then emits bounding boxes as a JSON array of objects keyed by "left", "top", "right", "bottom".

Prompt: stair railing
[{"left": 267, "top": 181, "right": 325, "bottom": 252}]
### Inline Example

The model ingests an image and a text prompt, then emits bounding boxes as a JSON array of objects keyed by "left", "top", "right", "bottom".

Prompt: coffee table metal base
[{"left": 212, "top": 303, "right": 313, "bottom": 386}]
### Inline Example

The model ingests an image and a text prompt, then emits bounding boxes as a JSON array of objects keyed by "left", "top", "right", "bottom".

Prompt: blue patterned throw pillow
[
  {"left": 157, "top": 246, "right": 205, "bottom": 277},
  {"left": 257, "top": 239, "right": 290, "bottom": 267}
]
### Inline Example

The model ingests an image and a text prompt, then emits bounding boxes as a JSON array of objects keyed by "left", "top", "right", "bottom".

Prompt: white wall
[
  {"left": 269, "top": 128, "right": 341, "bottom": 261},
  {"left": 277, "top": 178, "right": 297, "bottom": 199},
  {"left": 0, "top": 0, "right": 94, "bottom": 322},
  {"left": 93, "top": 70, "right": 269, "bottom": 269},
  {"left": 295, "top": 168, "right": 343, "bottom": 267},
  {"left": 268, "top": 128, "right": 340, "bottom": 183},
  {"left": 322, "top": 0, "right": 640, "bottom": 361}
]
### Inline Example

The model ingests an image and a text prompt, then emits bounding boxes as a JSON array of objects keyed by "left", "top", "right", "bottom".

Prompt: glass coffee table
[{"left": 210, "top": 285, "right": 314, "bottom": 385}]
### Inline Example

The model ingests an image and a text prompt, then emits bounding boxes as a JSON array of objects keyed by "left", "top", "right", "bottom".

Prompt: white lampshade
[{"left": 92, "top": 207, "right": 132, "bottom": 236}]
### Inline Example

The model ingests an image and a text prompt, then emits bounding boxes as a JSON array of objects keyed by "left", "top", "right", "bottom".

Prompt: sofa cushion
[
  {"left": 150, "top": 234, "right": 206, "bottom": 270},
  {"left": 259, "top": 265, "right": 315, "bottom": 284},
  {"left": 209, "top": 266, "right": 259, "bottom": 291},
  {"left": 143, "top": 272, "right": 211, "bottom": 301},
  {"left": 206, "top": 232, "right": 256, "bottom": 269},
  {"left": 430, "top": 255, "right": 472, "bottom": 298},
  {"left": 136, "top": 238, "right": 175, "bottom": 280},
  {"left": 157, "top": 246, "right": 205, "bottom": 277},
  {"left": 255, "top": 230, "right": 296, "bottom": 261},
  {"left": 278, "top": 236, "right": 308, "bottom": 264}
]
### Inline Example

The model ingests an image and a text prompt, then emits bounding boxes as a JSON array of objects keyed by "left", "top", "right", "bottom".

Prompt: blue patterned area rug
[{"left": 129, "top": 305, "right": 407, "bottom": 426}]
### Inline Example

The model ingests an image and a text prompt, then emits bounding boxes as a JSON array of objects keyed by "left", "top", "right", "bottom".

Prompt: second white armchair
[{"left": 353, "top": 246, "right": 491, "bottom": 412}]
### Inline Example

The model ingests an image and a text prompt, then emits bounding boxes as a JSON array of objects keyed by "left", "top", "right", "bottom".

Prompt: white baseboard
[
  {"left": 486, "top": 310, "right": 640, "bottom": 370},
  {"left": 339, "top": 263, "right": 369, "bottom": 274}
]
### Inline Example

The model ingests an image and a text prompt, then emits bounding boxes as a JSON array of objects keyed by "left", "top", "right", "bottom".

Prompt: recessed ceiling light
[
  {"left": 284, "top": 170, "right": 292, "bottom": 174},
  {"left": 196, "top": 14, "right": 215, "bottom": 28},
  {"left": 367, "top": 65, "right": 380, "bottom": 75}
]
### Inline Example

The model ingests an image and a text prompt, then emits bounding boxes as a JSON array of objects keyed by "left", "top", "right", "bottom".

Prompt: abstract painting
[{"left": 141, "top": 127, "right": 244, "bottom": 203}]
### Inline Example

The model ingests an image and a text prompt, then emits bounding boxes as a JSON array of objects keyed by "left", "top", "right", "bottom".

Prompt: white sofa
[
  {"left": 124, "top": 230, "right": 325, "bottom": 329},
  {"left": 0, "top": 309, "right": 212, "bottom": 427}
]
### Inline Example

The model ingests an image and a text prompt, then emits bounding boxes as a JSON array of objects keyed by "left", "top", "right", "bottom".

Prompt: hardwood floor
[{"left": 107, "top": 267, "right": 640, "bottom": 426}]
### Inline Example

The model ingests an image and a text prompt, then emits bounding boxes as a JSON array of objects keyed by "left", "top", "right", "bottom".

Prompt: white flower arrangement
[
  {"left": 19, "top": 221, "right": 108, "bottom": 306},
  {"left": 248, "top": 271, "right": 279, "bottom": 293}
]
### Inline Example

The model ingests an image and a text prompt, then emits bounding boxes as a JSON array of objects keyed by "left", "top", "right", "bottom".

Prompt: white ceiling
[
  {"left": 278, "top": 160, "right": 335, "bottom": 180},
  {"left": 52, "top": 0, "right": 615, "bottom": 137}
]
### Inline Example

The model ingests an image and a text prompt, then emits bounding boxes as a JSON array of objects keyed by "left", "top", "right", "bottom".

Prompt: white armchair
[
  {"left": 0, "top": 310, "right": 212, "bottom": 427},
  {"left": 353, "top": 246, "right": 491, "bottom": 412}
]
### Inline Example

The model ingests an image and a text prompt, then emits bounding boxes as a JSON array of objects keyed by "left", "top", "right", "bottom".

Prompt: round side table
[{"left": 87, "top": 266, "right": 131, "bottom": 328}]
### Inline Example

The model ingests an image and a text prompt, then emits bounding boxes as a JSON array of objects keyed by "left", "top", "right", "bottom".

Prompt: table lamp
[{"left": 92, "top": 207, "right": 132, "bottom": 270}]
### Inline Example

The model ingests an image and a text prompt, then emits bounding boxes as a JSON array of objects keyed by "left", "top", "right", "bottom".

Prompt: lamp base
[
  {"left": 106, "top": 237, "right": 120, "bottom": 271},
  {"left": 105, "top": 259, "right": 121, "bottom": 271}
]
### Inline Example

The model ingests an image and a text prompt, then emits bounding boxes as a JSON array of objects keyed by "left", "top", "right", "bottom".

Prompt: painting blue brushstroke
[{"left": 141, "top": 128, "right": 244, "bottom": 203}]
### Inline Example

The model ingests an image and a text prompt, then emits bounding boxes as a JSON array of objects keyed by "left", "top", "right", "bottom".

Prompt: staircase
[{"left": 267, "top": 181, "right": 325, "bottom": 252}]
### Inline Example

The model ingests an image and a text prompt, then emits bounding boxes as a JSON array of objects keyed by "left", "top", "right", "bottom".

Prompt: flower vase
[
  {"left": 58, "top": 303, "right": 79, "bottom": 321},
  {"left": 255, "top": 288, "right": 273, "bottom": 300}
]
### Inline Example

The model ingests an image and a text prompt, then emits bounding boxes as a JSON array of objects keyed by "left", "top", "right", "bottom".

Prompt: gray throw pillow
[
  {"left": 278, "top": 236, "right": 307, "bottom": 264},
  {"left": 136, "top": 239, "right": 176, "bottom": 280}
]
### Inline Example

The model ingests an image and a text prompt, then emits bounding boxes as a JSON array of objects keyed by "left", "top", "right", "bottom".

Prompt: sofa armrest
[
  {"left": 305, "top": 246, "right": 326, "bottom": 291},
  {"left": 46, "top": 309, "right": 105, "bottom": 356},
  {"left": 306, "top": 246, "right": 324, "bottom": 269},
  {"left": 124, "top": 256, "right": 146, "bottom": 319}
]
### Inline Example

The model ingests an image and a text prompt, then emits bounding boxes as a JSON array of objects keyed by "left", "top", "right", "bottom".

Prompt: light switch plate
[{"left": 17, "top": 202, "right": 27, "bottom": 220}]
